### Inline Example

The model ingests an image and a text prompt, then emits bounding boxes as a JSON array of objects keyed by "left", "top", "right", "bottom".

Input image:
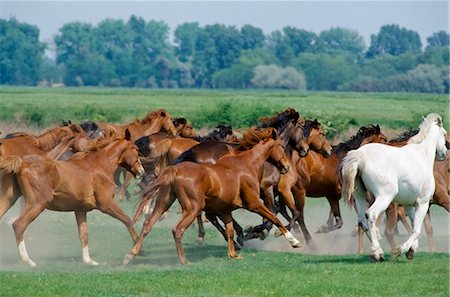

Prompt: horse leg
[
  {"left": 244, "top": 191, "right": 302, "bottom": 248},
  {"left": 399, "top": 203, "right": 429, "bottom": 260},
  {"left": 122, "top": 171, "right": 133, "bottom": 201},
  {"left": 244, "top": 185, "right": 276, "bottom": 240},
  {"left": 75, "top": 211, "right": 98, "bottom": 265},
  {"left": 124, "top": 191, "right": 176, "bottom": 265},
  {"left": 0, "top": 174, "right": 21, "bottom": 220},
  {"left": 353, "top": 180, "right": 371, "bottom": 255},
  {"left": 195, "top": 213, "right": 206, "bottom": 246},
  {"left": 205, "top": 212, "right": 242, "bottom": 250},
  {"left": 292, "top": 184, "right": 314, "bottom": 246},
  {"left": 233, "top": 218, "right": 245, "bottom": 247},
  {"left": 317, "top": 196, "right": 342, "bottom": 233},
  {"left": 384, "top": 203, "right": 399, "bottom": 254},
  {"left": 219, "top": 212, "right": 241, "bottom": 259},
  {"left": 97, "top": 198, "right": 140, "bottom": 245},
  {"left": 366, "top": 196, "right": 392, "bottom": 261},
  {"left": 173, "top": 206, "right": 202, "bottom": 265},
  {"left": 423, "top": 210, "right": 436, "bottom": 253},
  {"left": 277, "top": 180, "right": 300, "bottom": 232},
  {"left": 12, "top": 204, "right": 46, "bottom": 267}
]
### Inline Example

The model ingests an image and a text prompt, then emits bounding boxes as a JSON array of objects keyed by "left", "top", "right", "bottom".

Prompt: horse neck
[
  {"left": 88, "top": 140, "right": 128, "bottom": 175},
  {"left": 416, "top": 125, "right": 441, "bottom": 165},
  {"left": 46, "top": 137, "right": 75, "bottom": 159},
  {"left": 278, "top": 123, "right": 293, "bottom": 147},
  {"left": 238, "top": 141, "right": 274, "bottom": 171},
  {"left": 34, "top": 129, "right": 68, "bottom": 151}
]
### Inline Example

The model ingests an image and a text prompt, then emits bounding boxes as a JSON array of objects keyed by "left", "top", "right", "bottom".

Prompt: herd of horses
[{"left": 0, "top": 108, "right": 447, "bottom": 266}]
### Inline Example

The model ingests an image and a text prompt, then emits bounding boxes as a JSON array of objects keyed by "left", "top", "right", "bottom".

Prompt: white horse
[{"left": 341, "top": 113, "right": 447, "bottom": 261}]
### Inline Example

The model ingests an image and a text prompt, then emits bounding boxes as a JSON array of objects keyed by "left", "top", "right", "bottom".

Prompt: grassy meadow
[{"left": 0, "top": 87, "right": 449, "bottom": 296}]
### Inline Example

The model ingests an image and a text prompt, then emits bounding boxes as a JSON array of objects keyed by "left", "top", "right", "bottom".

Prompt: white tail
[{"left": 340, "top": 150, "right": 362, "bottom": 203}]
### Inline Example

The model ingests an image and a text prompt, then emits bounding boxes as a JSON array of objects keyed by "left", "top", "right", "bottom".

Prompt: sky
[{"left": 1, "top": 1, "right": 448, "bottom": 49}]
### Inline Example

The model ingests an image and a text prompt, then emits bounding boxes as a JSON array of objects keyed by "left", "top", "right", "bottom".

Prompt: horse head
[
  {"left": 303, "top": 119, "right": 332, "bottom": 157},
  {"left": 119, "top": 129, "right": 145, "bottom": 178}
]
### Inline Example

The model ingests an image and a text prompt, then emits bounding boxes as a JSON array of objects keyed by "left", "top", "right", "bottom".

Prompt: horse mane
[
  {"left": 389, "top": 130, "right": 419, "bottom": 144},
  {"left": 259, "top": 108, "right": 299, "bottom": 132},
  {"left": 333, "top": 125, "right": 381, "bottom": 158},
  {"left": 141, "top": 109, "right": 168, "bottom": 124},
  {"left": 303, "top": 119, "right": 321, "bottom": 138},
  {"left": 33, "top": 126, "right": 72, "bottom": 151},
  {"left": 172, "top": 117, "right": 187, "bottom": 127},
  {"left": 201, "top": 124, "right": 233, "bottom": 142},
  {"left": 83, "top": 131, "right": 121, "bottom": 151},
  {"left": 408, "top": 113, "right": 442, "bottom": 144},
  {"left": 238, "top": 127, "right": 275, "bottom": 150}
]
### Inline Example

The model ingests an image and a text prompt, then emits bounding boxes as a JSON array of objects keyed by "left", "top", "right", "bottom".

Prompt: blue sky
[{"left": 1, "top": 1, "right": 448, "bottom": 47}]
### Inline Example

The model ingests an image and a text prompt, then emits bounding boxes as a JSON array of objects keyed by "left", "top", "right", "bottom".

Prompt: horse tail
[
  {"left": 172, "top": 149, "right": 195, "bottom": 165},
  {"left": 340, "top": 150, "right": 362, "bottom": 206},
  {"left": 132, "top": 168, "right": 174, "bottom": 225},
  {"left": 0, "top": 156, "right": 23, "bottom": 175}
]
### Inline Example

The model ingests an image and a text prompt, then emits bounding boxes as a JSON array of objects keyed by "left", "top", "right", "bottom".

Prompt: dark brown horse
[
  {"left": 172, "top": 117, "right": 199, "bottom": 139},
  {"left": 293, "top": 125, "right": 387, "bottom": 236},
  {"left": 123, "top": 127, "right": 300, "bottom": 265},
  {"left": 0, "top": 130, "right": 145, "bottom": 266}
]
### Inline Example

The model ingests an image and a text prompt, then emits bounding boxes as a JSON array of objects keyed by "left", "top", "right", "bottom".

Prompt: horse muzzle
[{"left": 280, "top": 165, "right": 289, "bottom": 174}]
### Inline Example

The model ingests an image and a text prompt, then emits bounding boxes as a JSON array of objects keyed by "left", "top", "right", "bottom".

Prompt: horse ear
[
  {"left": 125, "top": 129, "right": 131, "bottom": 140},
  {"left": 376, "top": 125, "right": 381, "bottom": 132},
  {"left": 160, "top": 111, "right": 167, "bottom": 117},
  {"left": 436, "top": 117, "right": 442, "bottom": 127},
  {"left": 271, "top": 128, "right": 278, "bottom": 140}
]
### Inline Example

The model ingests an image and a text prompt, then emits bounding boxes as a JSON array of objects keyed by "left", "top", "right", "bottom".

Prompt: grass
[
  {"left": 0, "top": 198, "right": 449, "bottom": 297},
  {"left": 0, "top": 87, "right": 447, "bottom": 137}
]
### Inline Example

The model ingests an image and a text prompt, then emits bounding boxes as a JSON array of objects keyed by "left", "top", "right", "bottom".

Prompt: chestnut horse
[
  {"left": 173, "top": 109, "right": 308, "bottom": 247},
  {"left": 0, "top": 130, "right": 145, "bottom": 266},
  {"left": 123, "top": 128, "right": 301, "bottom": 265},
  {"left": 110, "top": 109, "right": 178, "bottom": 201},
  {"left": 293, "top": 125, "right": 387, "bottom": 236}
]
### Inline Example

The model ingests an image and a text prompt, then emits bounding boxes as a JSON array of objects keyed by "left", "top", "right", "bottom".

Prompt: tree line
[{"left": 1, "top": 16, "right": 449, "bottom": 93}]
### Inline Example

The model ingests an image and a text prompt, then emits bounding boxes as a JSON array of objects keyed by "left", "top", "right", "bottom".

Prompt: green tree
[
  {"left": 0, "top": 18, "right": 44, "bottom": 85},
  {"left": 314, "top": 27, "right": 365, "bottom": 55},
  {"left": 241, "top": 24, "right": 265, "bottom": 50},
  {"left": 367, "top": 24, "right": 422, "bottom": 57},
  {"left": 426, "top": 31, "right": 450, "bottom": 47}
]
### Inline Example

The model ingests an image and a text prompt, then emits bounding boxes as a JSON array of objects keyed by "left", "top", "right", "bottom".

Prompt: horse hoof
[
  {"left": 234, "top": 243, "right": 241, "bottom": 251},
  {"left": 379, "top": 254, "right": 385, "bottom": 262},
  {"left": 123, "top": 254, "right": 134, "bottom": 265},
  {"left": 315, "top": 225, "right": 329, "bottom": 234},
  {"left": 406, "top": 248, "right": 415, "bottom": 260},
  {"left": 237, "top": 236, "right": 245, "bottom": 247},
  {"left": 196, "top": 238, "right": 204, "bottom": 247},
  {"left": 86, "top": 260, "right": 99, "bottom": 266},
  {"left": 274, "top": 229, "right": 282, "bottom": 238},
  {"left": 391, "top": 247, "right": 402, "bottom": 259},
  {"left": 259, "top": 229, "right": 269, "bottom": 240},
  {"left": 369, "top": 255, "right": 378, "bottom": 263},
  {"left": 244, "top": 225, "right": 254, "bottom": 233}
]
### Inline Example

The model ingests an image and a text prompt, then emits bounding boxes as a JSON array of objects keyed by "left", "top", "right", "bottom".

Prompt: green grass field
[
  {"left": 0, "top": 87, "right": 448, "bottom": 137},
  {"left": 0, "top": 87, "right": 449, "bottom": 296}
]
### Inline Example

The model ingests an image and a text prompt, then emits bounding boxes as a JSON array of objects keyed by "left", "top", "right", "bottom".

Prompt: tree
[
  {"left": 0, "top": 18, "right": 44, "bottom": 85},
  {"left": 367, "top": 24, "right": 422, "bottom": 57},
  {"left": 294, "top": 53, "right": 359, "bottom": 90},
  {"left": 174, "top": 22, "right": 202, "bottom": 62},
  {"left": 314, "top": 27, "right": 365, "bottom": 55},
  {"left": 426, "top": 31, "right": 450, "bottom": 47},
  {"left": 241, "top": 24, "right": 265, "bottom": 50},
  {"left": 251, "top": 64, "right": 306, "bottom": 90}
]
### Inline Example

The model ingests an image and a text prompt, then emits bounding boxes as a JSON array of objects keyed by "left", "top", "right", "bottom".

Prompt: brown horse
[
  {"left": 173, "top": 109, "right": 308, "bottom": 246},
  {"left": 98, "top": 109, "right": 178, "bottom": 141},
  {"left": 356, "top": 131, "right": 449, "bottom": 254},
  {"left": 293, "top": 125, "right": 387, "bottom": 236},
  {"left": 172, "top": 117, "right": 199, "bottom": 139},
  {"left": 123, "top": 128, "right": 301, "bottom": 265},
  {"left": 0, "top": 130, "right": 145, "bottom": 266},
  {"left": 247, "top": 119, "right": 333, "bottom": 243},
  {"left": 111, "top": 109, "right": 178, "bottom": 201}
]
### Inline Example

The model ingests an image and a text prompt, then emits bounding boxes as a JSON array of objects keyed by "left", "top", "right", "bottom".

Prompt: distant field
[{"left": 0, "top": 87, "right": 447, "bottom": 137}]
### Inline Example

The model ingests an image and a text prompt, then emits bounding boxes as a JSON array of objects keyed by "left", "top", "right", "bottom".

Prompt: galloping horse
[
  {"left": 356, "top": 130, "right": 449, "bottom": 254},
  {"left": 123, "top": 128, "right": 301, "bottom": 265},
  {"left": 108, "top": 109, "right": 178, "bottom": 201},
  {"left": 293, "top": 125, "right": 387, "bottom": 236},
  {"left": 0, "top": 130, "right": 145, "bottom": 266},
  {"left": 341, "top": 113, "right": 447, "bottom": 261}
]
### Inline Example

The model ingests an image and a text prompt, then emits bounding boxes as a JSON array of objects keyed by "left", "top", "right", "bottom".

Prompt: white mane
[{"left": 408, "top": 113, "right": 442, "bottom": 144}]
